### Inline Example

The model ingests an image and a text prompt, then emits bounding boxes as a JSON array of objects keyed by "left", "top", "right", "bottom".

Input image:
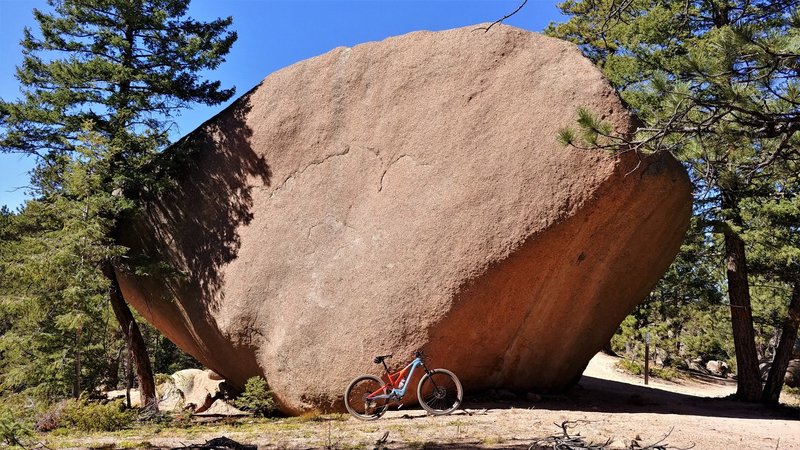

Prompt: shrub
[
  {"left": 615, "top": 358, "right": 682, "bottom": 382},
  {"left": 0, "top": 392, "right": 42, "bottom": 445},
  {"left": 0, "top": 409, "right": 34, "bottom": 448},
  {"left": 650, "top": 366, "right": 682, "bottom": 381},
  {"left": 233, "top": 376, "right": 277, "bottom": 417},
  {"left": 616, "top": 358, "right": 644, "bottom": 376},
  {"left": 57, "top": 398, "right": 133, "bottom": 432},
  {"left": 34, "top": 401, "right": 64, "bottom": 432}
]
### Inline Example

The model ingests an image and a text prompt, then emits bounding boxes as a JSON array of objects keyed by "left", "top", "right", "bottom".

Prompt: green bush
[
  {"left": 0, "top": 409, "right": 34, "bottom": 448},
  {"left": 650, "top": 366, "right": 682, "bottom": 381},
  {"left": 615, "top": 358, "right": 682, "bottom": 382},
  {"left": 0, "top": 392, "right": 42, "bottom": 446},
  {"left": 233, "top": 376, "right": 277, "bottom": 417},
  {"left": 616, "top": 358, "right": 644, "bottom": 376},
  {"left": 57, "top": 398, "right": 133, "bottom": 432}
]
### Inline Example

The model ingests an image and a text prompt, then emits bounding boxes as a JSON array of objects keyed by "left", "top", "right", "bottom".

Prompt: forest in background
[
  {"left": 546, "top": 0, "right": 800, "bottom": 404},
  {"left": 0, "top": 0, "right": 799, "bottom": 441}
]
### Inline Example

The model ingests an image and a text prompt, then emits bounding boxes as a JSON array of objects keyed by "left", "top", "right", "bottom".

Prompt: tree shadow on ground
[{"left": 458, "top": 375, "right": 799, "bottom": 421}]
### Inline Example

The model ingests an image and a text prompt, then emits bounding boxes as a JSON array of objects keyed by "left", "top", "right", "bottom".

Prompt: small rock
[
  {"left": 105, "top": 389, "right": 142, "bottom": 407},
  {"left": 497, "top": 389, "right": 518, "bottom": 400},
  {"left": 785, "top": 359, "right": 800, "bottom": 388},
  {"left": 526, "top": 392, "right": 542, "bottom": 402},
  {"left": 688, "top": 362, "right": 709, "bottom": 375},
  {"left": 706, "top": 360, "right": 729, "bottom": 377},
  {"left": 193, "top": 399, "right": 251, "bottom": 417}
]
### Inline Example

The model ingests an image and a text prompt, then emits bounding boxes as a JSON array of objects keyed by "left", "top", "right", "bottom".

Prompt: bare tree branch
[{"left": 474, "top": 0, "right": 528, "bottom": 33}]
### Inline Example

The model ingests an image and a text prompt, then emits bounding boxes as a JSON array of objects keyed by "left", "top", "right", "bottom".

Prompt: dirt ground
[{"left": 52, "top": 353, "right": 800, "bottom": 449}]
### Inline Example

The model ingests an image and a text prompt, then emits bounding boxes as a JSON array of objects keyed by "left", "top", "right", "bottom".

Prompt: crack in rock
[
  {"left": 270, "top": 146, "right": 351, "bottom": 198},
  {"left": 378, "top": 154, "right": 430, "bottom": 192}
]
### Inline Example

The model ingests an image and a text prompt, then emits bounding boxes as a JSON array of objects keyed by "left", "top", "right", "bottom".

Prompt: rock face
[{"left": 117, "top": 24, "right": 692, "bottom": 414}]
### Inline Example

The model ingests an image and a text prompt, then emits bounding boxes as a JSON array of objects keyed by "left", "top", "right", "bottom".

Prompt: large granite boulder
[{"left": 117, "top": 24, "right": 692, "bottom": 414}]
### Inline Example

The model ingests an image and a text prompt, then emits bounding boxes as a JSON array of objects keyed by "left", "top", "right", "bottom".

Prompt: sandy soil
[{"left": 52, "top": 353, "right": 800, "bottom": 449}]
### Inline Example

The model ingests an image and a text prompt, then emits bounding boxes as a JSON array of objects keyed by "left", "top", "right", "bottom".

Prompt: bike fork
[{"left": 422, "top": 364, "right": 441, "bottom": 390}]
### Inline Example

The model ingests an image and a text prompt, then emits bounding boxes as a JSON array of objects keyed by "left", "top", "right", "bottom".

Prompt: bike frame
[{"left": 367, "top": 356, "right": 426, "bottom": 401}]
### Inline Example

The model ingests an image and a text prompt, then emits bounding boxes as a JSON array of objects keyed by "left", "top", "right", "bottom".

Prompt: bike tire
[
  {"left": 344, "top": 375, "right": 389, "bottom": 420},
  {"left": 417, "top": 368, "right": 463, "bottom": 415}
]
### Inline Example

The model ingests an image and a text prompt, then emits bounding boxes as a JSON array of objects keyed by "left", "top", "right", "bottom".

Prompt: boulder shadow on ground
[{"left": 472, "top": 375, "right": 800, "bottom": 421}]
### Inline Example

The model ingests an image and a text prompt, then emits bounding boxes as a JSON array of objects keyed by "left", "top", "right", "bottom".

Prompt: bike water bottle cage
[{"left": 373, "top": 355, "right": 392, "bottom": 364}]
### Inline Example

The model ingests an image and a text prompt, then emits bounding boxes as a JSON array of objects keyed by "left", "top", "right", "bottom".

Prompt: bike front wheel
[
  {"left": 417, "top": 368, "right": 463, "bottom": 415},
  {"left": 344, "top": 375, "right": 389, "bottom": 420}
]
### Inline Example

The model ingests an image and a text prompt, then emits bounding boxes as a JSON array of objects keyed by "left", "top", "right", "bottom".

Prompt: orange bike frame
[{"left": 367, "top": 356, "right": 425, "bottom": 400}]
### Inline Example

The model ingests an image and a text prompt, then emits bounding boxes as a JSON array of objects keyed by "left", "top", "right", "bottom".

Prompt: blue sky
[{"left": 0, "top": 0, "right": 564, "bottom": 210}]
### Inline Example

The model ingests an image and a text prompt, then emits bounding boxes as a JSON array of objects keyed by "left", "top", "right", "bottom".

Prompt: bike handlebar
[{"left": 373, "top": 351, "right": 425, "bottom": 365}]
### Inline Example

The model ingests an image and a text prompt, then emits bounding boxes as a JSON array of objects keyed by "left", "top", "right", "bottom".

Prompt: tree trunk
[
  {"left": 125, "top": 330, "right": 134, "bottom": 409},
  {"left": 102, "top": 261, "right": 157, "bottom": 408},
  {"left": 762, "top": 280, "right": 800, "bottom": 405},
  {"left": 73, "top": 326, "right": 81, "bottom": 399},
  {"left": 724, "top": 229, "right": 763, "bottom": 400},
  {"left": 721, "top": 190, "right": 762, "bottom": 401}
]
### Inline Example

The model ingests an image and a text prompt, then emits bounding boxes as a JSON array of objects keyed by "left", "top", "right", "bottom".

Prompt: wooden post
[{"left": 644, "top": 331, "right": 650, "bottom": 386}]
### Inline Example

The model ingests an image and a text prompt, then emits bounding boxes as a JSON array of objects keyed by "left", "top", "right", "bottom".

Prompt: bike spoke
[
  {"left": 345, "top": 376, "right": 389, "bottom": 420},
  {"left": 418, "top": 370, "right": 462, "bottom": 415}
]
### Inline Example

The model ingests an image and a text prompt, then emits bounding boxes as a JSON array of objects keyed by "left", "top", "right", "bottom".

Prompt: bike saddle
[{"left": 373, "top": 354, "right": 393, "bottom": 364}]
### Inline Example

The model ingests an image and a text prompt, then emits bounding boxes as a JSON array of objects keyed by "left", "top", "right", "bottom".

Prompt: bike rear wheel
[
  {"left": 344, "top": 375, "right": 389, "bottom": 420},
  {"left": 417, "top": 368, "right": 462, "bottom": 415}
]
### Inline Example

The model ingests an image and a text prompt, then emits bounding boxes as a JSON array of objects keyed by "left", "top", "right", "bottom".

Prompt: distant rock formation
[{"left": 116, "top": 24, "right": 692, "bottom": 414}]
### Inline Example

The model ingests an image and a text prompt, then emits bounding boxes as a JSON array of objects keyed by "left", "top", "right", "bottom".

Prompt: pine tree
[
  {"left": 743, "top": 160, "right": 800, "bottom": 403},
  {"left": 0, "top": 199, "right": 119, "bottom": 399},
  {"left": 0, "top": 0, "right": 236, "bottom": 407},
  {"left": 547, "top": 1, "right": 800, "bottom": 402}
]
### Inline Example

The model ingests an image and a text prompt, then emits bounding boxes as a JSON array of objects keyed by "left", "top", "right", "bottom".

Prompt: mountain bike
[{"left": 344, "top": 351, "right": 463, "bottom": 420}]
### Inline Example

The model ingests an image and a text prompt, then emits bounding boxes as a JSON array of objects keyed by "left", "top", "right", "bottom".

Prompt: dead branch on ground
[
  {"left": 528, "top": 420, "right": 612, "bottom": 450},
  {"left": 173, "top": 436, "right": 256, "bottom": 450},
  {"left": 528, "top": 421, "right": 695, "bottom": 450}
]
